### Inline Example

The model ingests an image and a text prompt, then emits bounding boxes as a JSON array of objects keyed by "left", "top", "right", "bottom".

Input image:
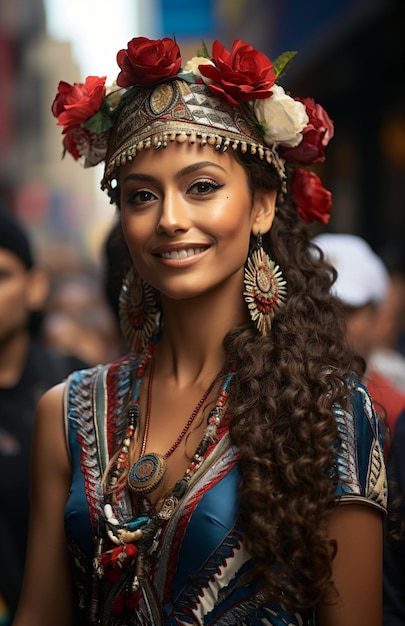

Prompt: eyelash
[
  {"left": 123, "top": 179, "right": 223, "bottom": 206},
  {"left": 124, "top": 190, "right": 156, "bottom": 205},
  {"left": 188, "top": 179, "right": 223, "bottom": 195}
]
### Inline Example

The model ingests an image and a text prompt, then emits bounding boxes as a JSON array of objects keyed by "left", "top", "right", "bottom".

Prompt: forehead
[{"left": 118, "top": 141, "right": 245, "bottom": 179}]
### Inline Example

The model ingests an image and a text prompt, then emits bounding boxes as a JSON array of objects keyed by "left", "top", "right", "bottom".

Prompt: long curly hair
[
  {"left": 110, "top": 148, "right": 364, "bottom": 612},
  {"left": 223, "top": 152, "right": 364, "bottom": 610}
]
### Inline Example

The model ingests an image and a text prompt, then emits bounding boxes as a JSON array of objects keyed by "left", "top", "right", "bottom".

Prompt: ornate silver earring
[
  {"left": 244, "top": 231, "right": 287, "bottom": 335},
  {"left": 119, "top": 267, "right": 160, "bottom": 352}
]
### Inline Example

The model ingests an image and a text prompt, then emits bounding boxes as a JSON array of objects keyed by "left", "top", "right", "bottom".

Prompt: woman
[{"left": 13, "top": 37, "right": 386, "bottom": 625}]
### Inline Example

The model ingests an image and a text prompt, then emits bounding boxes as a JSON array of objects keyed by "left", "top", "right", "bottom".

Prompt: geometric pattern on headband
[{"left": 102, "top": 79, "right": 285, "bottom": 191}]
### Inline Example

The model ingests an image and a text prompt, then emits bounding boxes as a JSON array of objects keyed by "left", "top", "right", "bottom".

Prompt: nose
[{"left": 156, "top": 190, "right": 191, "bottom": 236}]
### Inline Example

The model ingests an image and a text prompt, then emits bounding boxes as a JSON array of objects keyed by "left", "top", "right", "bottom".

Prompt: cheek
[
  {"left": 120, "top": 214, "right": 148, "bottom": 257},
  {"left": 207, "top": 191, "right": 252, "bottom": 240},
  {"left": 0, "top": 288, "right": 29, "bottom": 326}
]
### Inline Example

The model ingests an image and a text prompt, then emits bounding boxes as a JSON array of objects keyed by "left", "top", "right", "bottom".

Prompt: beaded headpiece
[{"left": 52, "top": 37, "right": 334, "bottom": 223}]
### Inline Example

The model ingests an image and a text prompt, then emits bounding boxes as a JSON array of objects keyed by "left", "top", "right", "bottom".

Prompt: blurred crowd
[{"left": 0, "top": 209, "right": 129, "bottom": 624}]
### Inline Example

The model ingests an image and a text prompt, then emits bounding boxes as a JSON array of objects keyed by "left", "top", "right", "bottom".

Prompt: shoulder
[
  {"left": 63, "top": 352, "right": 139, "bottom": 435},
  {"left": 333, "top": 375, "right": 388, "bottom": 514},
  {"left": 64, "top": 352, "right": 139, "bottom": 395}
]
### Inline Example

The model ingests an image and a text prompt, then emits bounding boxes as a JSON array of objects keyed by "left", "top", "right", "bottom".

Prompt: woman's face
[{"left": 119, "top": 142, "right": 275, "bottom": 301}]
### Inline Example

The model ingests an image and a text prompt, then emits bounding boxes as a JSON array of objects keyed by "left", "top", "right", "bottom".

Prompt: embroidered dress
[{"left": 64, "top": 355, "right": 387, "bottom": 625}]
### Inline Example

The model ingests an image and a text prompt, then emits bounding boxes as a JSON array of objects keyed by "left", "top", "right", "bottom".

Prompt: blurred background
[{"left": 0, "top": 0, "right": 404, "bottom": 272}]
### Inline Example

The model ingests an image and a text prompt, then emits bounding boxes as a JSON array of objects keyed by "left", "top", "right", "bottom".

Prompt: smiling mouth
[{"left": 158, "top": 247, "right": 207, "bottom": 259}]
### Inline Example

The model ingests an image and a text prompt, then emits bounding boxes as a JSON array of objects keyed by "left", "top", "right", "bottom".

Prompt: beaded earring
[
  {"left": 244, "top": 231, "right": 287, "bottom": 335},
  {"left": 119, "top": 267, "right": 160, "bottom": 352}
]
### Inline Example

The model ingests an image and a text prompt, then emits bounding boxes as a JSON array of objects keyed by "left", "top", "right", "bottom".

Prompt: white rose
[
  {"left": 253, "top": 85, "right": 309, "bottom": 147},
  {"left": 183, "top": 56, "right": 215, "bottom": 79}
]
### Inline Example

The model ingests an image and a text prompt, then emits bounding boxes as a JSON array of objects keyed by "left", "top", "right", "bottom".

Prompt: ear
[
  {"left": 26, "top": 267, "right": 50, "bottom": 312},
  {"left": 251, "top": 189, "right": 277, "bottom": 236}
]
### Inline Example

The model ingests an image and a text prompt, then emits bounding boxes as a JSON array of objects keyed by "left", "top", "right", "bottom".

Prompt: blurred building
[{"left": 0, "top": 0, "right": 113, "bottom": 272}]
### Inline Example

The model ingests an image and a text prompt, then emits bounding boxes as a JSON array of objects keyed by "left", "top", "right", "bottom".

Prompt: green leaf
[
  {"left": 83, "top": 110, "right": 113, "bottom": 133},
  {"left": 273, "top": 51, "right": 298, "bottom": 79},
  {"left": 196, "top": 41, "right": 210, "bottom": 59},
  {"left": 177, "top": 71, "right": 197, "bottom": 83}
]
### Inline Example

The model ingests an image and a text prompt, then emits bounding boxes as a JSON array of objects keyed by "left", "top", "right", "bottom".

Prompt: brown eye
[
  {"left": 124, "top": 189, "right": 157, "bottom": 205},
  {"left": 188, "top": 180, "right": 223, "bottom": 195}
]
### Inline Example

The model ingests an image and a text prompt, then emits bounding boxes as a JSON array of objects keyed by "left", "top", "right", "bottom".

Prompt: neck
[
  {"left": 156, "top": 276, "right": 248, "bottom": 387},
  {"left": 0, "top": 329, "right": 30, "bottom": 387}
]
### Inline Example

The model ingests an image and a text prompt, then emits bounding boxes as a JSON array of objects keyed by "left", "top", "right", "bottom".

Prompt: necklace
[
  {"left": 94, "top": 349, "right": 235, "bottom": 625},
  {"left": 102, "top": 344, "right": 235, "bottom": 548},
  {"left": 127, "top": 357, "right": 217, "bottom": 495}
]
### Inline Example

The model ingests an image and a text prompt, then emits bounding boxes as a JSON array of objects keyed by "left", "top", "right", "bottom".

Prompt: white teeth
[{"left": 160, "top": 247, "right": 205, "bottom": 259}]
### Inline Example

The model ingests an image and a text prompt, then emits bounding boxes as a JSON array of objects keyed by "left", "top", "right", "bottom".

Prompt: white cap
[{"left": 313, "top": 233, "right": 389, "bottom": 307}]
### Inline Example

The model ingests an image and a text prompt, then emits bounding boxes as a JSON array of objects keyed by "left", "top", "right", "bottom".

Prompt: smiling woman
[
  {"left": 12, "top": 36, "right": 386, "bottom": 626},
  {"left": 119, "top": 145, "right": 263, "bottom": 304}
]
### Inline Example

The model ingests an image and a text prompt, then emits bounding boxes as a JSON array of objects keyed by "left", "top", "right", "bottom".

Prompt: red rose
[
  {"left": 291, "top": 169, "right": 332, "bottom": 224},
  {"left": 281, "top": 98, "right": 334, "bottom": 165},
  {"left": 116, "top": 37, "right": 182, "bottom": 87},
  {"left": 62, "top": 130, "right": 81, "bottom": 160},
  {"left": 51, "top": 81, "right": 73, "bottom": 117},
  {"left": 198, "top": 40, "right": 275, "bottom": 106},
  {"left": 52, "top": 76, "right": 106, "bottom": 134}
]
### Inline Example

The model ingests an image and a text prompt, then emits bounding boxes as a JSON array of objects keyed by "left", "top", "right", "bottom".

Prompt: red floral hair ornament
[
  {"left": 116, "top": 37, "right": 182, "bottom": 88},
  {"left": 198, "top": 39, "right": 276, "bottom": 106},
  {"left": 291, "top": 168, "right": 332, "bottom": 224},
  {"left": 52, "top": 76, "right": 119, "bottom": 166},
  {"left": 51, "top": 36, "right": 334, "bottom": 224},
  {"left": 280, "top": 97, "right": 334, "bottom": 165},
  {"left": 52, "top": 76, "right": 107, "bottom": 134}
]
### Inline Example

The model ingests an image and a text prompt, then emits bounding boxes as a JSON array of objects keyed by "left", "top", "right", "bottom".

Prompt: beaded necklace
[
  {"left": 127, "top": 356, "right": 217, "bottom": 495},
  {"left": 102, "top": 343, "right": 235, "bottom": 552},
  {"left": 90, "top": 344, "right": 235, "bottom": 624}
]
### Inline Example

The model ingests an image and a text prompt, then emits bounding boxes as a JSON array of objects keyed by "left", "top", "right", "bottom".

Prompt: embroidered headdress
[{"left": 52, "top": 37, "right": 334, "bottom": 223}]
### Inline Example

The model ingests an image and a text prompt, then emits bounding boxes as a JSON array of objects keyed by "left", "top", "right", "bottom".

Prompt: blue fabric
[
  {"left": 173, "top": 464, "right": 240, "bottom": 600},
  {"left": 64, "top": 363, "right": 387, "bottom": 625}
]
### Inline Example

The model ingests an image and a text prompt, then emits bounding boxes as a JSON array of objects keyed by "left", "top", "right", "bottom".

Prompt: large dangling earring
[
  {"left": 119, "top": 267, "right": 160, "bottom": 352},
  {"left": 244, "top": 231, "right": 287, "bottom": 335}
]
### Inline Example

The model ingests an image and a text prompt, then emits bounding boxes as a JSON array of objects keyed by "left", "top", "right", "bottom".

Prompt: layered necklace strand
[
  {"left": 101, "top": 342, "right": 235, "bottom": 550},
  {"left": 127, "top": 356, "right": 217, "bottom": 495}
]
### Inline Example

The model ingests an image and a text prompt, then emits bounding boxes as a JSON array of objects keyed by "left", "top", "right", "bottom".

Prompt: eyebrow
[{"left": 122, "top": 161, "right": 227, "bottom": 184}]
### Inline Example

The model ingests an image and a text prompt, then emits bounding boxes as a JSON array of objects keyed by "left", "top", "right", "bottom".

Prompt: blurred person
[
  {"left": 101, "top": 217, "right": 133, "bottom": 354},
  {"left": 41, "top": 306, "right": 119, "bottom": 366},
  {"left": 42, "top": 271, "right": 121, "bottom": 365},
  {"left": 13, "top": 36, "right": 386, "bottom": 626},
  {"left": 314, "top": 233, "right": 405, "bottom": 445},
  {"left": 0, "top": 211, "right": 86, "bottom": 625},
  {"left": 45, "top": 271, "right": 105, "bottom": 316},
  {"left": 369, "top": 265, "right": 405, "bottom": 393}
]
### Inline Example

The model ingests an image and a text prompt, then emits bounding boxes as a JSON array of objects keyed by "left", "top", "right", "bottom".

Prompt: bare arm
[
  {"left": 12, "top": 383, "right": 73, "bottom": 626},
  {"left": 316, "top": 504, "right": 383, "bottom": 626}
]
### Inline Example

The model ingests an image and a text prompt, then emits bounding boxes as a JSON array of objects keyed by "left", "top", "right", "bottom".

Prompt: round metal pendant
[{"left": 127, "top": 453, "right": 167, "bottom": 495}]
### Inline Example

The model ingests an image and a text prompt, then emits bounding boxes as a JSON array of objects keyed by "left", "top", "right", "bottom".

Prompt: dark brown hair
[
  {"left": 110, "top": 148, "right": 364, "bottom": 612},
  {"left": 224, "top": 152, "right": 364, "bottom": 610}
]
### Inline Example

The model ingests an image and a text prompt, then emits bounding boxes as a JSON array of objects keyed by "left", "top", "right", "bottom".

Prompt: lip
[{"left": 152, "top": 244, "right": 210, "bottom": 267}]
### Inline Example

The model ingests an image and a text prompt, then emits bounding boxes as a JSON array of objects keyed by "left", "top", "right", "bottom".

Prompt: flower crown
[{"left": 52, "top": 37, "right": 334, "bottom": 224}]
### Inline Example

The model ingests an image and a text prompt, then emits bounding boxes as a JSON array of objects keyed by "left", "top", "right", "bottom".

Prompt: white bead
[
  {"left": 107, "top": 529, "right": 121, "bottom": 545},
  {"left": 104, "top": 504, "right": 114, "bottom": 520}
]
